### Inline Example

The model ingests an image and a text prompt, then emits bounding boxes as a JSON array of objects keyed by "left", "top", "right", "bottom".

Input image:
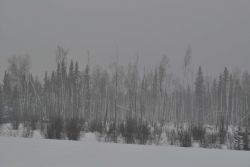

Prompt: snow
[
  {"left": 32, "top": 130, "right": 43, "bottom": 139},
  {"left": 0, "top": 123, "right": 24, "bottom": 137},
  {"left": 80, "top": 132, "right": 98, "bottom": 143},
  {"left": 0, "top": 137, "right": 249, "bottom": 167},
  {"left": 0, "top": 123, "right": 13, "bottom": 136}
]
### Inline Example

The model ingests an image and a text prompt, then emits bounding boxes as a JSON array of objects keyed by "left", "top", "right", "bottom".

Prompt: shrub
[
  {"left": 153, "top": 123, "right": 163, "bottom": 145},
  {"left": 44, "top": 116, "right": 64, "bottom": 139},
  {"left": 234, "top": 128, "right": 250, "bottom": 151},
  {"left": 123, "top": 118, "right": 137, "bottom": 144},
  {"left": 201, "top": 132, "right": 218, "bottom": 148},
  {"left": 178, "top": 129, "right": 192, "bottom": 147},
  {"left": 22, "top": 122, "right": 34, "bottom": 138},
  {"left": 66, "top": 118, "right": 81, "bottom": 140},
  {"left": 242, "top": 131, "right": 249, "bottom": 151},
  {"left": 106, "top": 122, "right": 117, "bottom": 143},
  {"left": 218, "top": 117, "right": 227, "bottom": 144},
  {"left": 167, "top": 130, "right": 178, "bottom": 145},
  {"left": 137, "top": 122, "right": 150, "bottom": 144},
  {"left": 89, "top": 120, "right": 103, "bottom": 134},
  {"left": 191, "top": 125, "right": 205, "bottom": 143}
]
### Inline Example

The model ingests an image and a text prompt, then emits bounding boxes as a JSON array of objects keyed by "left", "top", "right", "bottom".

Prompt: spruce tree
[
  {"left": 222, "top": 67, "right": 229, "bottom": 127},
  {"left": 0, "top": 85, "right": 3, "bottom": 124},
  {"left": 3, "top": 72, "right": 11, "bottom": 108},
  {"left": 195, "top": 66, "right": 204, "bottom": 125},
  {"left": 84, "top": 65, "right": 91, "bottom": 122}
]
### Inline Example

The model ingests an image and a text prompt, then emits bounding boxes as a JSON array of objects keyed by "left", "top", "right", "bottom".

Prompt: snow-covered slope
[{"left": 0, "top": 136, "right": 249, "bottom": 167}]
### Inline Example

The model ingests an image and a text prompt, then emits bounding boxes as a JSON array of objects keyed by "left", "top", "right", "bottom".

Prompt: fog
[{"left": 1, "top": 0, "right": 250, "bottom": 79}]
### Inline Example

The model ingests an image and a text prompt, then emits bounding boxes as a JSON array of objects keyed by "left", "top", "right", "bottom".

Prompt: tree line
[{"left": 0, "top": 46, "right": 249, "bottom": 150}]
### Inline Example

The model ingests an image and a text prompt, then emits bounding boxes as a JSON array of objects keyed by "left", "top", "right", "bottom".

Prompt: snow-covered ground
[{"left": 0, "top": 136, "right": 249, "bottom": 167}]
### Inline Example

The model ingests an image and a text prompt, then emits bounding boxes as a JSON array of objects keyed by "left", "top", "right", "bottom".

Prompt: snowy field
[{"left": 0, "top": 136, "right": 249, "bottom": 167}]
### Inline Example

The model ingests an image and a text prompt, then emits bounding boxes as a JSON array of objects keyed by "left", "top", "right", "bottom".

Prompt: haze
[{"left": 1, "top": 0, "right": 250, "bottom": 79}]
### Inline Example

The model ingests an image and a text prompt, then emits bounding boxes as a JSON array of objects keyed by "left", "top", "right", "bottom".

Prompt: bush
[
  {"left": 234, "top": 128, "right": 250, "bottom": 151},
  {"left": 153, "top": 123, "right": 163, "bottom": 145},
  {"left": 22, "top": 126, "right": 33, "bottom": 138},
  {"left": 30, "top": 116, "right": 38, "bottom": 130},
  {"left": 106, "top": 122, "right": 117, "bottom": 143},
  {"left": 201, "top": 132, "right": 218, "bottom": 148},
  {"left": 218, "top": 117, "right": 227, "bottom": 144},
  {"left": 123, "top": 118, "right": 137, "bottom": 144},
  {"left": 191, "top": 125, "right": 205, "bottom": 143},
  {"left": 22, "top": 122, "right": 34, "bottom": 138},
  {"left": 243, "top": 133, "right": 249, "bottom": 150},
  {"left": 44, "top": 116, "right": 64, "bottom": 139},
  {"left": 178, "top": 130, "right": 192, "bottom": 147},
  {"left": 137, "top": 122, "right": 150, "bottom": 144},
  {"left": 167, "top": 130, "right": 178, "bottom": 145},
  {"left": 243, "top": 129, "right": 249, "bottom": 151},
  {"left": 89, "top": 120, "right": 103, "bottom": 134},
  {"left": 66, "top": 118, "right": 81, "bottom": 140}
]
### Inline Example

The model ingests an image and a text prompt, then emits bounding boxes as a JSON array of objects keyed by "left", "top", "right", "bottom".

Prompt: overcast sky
[{"left": 1, "top": 0, "right": 250, "bottom": 79}]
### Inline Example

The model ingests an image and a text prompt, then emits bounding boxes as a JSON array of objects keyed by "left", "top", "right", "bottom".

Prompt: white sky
[{"left": 1, "top": 0, "right": 250, "bottom": 79}]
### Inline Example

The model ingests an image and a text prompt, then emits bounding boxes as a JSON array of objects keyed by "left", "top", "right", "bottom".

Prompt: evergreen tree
[
  {"left": 228, "top": 74, "right": 233, "bottom": 125},
  {"left": 84, "top": 65, "right": 91, "bottom": 122},
  {"left": 11, "top": 86, "right": 20, "bottom": 129},
  {"left": 0, "top": 85, "right": 3, "bottom": 124},
  {"left": 195, "top": 66, "right": 204, "bottom": 125},
  {"left": 3, "top": 71, "right": 11, "bottom": 108},
  {"left": 222, "top": 67, "right": 229, "bottom": 127}
]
